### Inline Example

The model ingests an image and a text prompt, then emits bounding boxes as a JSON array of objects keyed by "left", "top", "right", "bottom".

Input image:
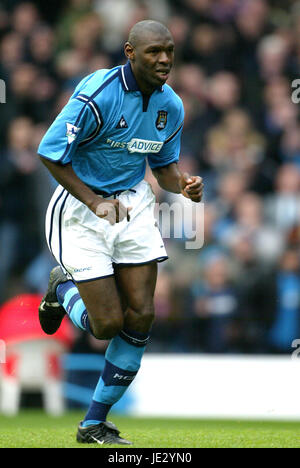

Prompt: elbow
[{"left": 39, "top": 154, "right": 47, "bottom": 165}]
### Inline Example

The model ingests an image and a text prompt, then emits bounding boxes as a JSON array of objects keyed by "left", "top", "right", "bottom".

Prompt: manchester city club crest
[{"left": 156, "top": 110, "right": 168, "bottom": 130}]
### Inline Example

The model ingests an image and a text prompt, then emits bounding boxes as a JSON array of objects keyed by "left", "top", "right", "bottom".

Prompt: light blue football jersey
[{"left": 38, "top": 61, "right": 184, "bottom": 195}]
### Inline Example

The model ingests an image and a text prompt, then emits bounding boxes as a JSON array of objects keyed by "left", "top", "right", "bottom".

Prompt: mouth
[{"left": 155, "top": 69, "right": 170, "bottom": 81}]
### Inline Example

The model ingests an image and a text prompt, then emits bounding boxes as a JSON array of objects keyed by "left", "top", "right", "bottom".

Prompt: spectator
[
  {"left": 229, "top": 231, "right": 275, "bottom": 352},
  {"left": 264, "top": 163, "right": 300, "bottom": 232},
  {"left": 268, "top": 247, "right": 300, "bottom": 353},
  {"left": 0, "top": 117, "right": 38, "bottom": 301},
  {"left": 205, "top": 108, "right": 266, "bottom": 174},
  {"left": 279, "top": 124, "right": 300, "bottom": 167},
  {"left": 191, "top": 253, "right": 239, "bottom": 353},
  {"left": 220, "top": 191, "right": 284, "bottom": 264}
]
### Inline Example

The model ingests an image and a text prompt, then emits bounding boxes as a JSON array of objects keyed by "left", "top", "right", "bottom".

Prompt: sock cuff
[
  {"left": 56, "top": 281, "right": 73, "bottom": 305},
  {"left": 119, "top": 327, "right": 150, "bottom": 347},
  {"left": 102, "top": 359, "right": 138, "bottom": 385},
  {"left": 81, "top": 310, "right": 92, "bottom": 334},
  {"left": 83, "top": 400, "right": 112, "bottom": 425}
]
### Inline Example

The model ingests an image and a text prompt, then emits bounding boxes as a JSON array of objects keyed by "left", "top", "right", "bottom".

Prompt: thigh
[
  {"left": 114, "top": 262, "right": 158, "bottom": 311},
  {"left": 75, "top": 275, "right": 123, "bottom": 323},
  {"left": 46, "top": 187, "right": 116, "bottom": 282},
  {"left": 113, "top": 182, "right": 168, "bottom": 266}
]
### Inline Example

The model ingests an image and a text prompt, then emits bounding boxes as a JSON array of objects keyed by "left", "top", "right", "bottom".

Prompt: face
[{"left": 125, "top": 32, "right": 175, "bottom": 92}]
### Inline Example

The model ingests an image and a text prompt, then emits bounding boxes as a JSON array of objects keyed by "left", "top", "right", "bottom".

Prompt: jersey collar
[{"left": 118, "top": 61, "right": 163, "bottom": 93}]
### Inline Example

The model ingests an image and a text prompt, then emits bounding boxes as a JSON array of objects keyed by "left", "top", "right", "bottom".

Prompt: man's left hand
[{"left": 180, "top": 173, "right": 204, "bottom": 203}]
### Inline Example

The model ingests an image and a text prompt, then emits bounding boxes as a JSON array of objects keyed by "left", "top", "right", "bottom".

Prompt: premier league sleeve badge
[
  {"left": 66, "top": 123, "right": 81, "bottom": 144},
  {"left": 156, "top": 110, "right": 168, "bottom": 130}
]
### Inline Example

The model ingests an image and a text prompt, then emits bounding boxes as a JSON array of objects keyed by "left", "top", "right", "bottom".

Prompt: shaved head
[
  {"left": 128, "top": 20, "right": 172, "bottom": 47},
  {"left": 124, "top": 20, "right": 175, "bottom": 94}
]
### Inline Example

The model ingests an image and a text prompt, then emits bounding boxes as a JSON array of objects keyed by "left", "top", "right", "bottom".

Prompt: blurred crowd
[{"left": 1, "top": 0, "right": 300, "bottom": 355}]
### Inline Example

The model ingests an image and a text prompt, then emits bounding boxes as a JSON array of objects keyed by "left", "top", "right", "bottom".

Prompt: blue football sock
[
  {"left": 82, "top": 328, "right": 149, "bottom": 427},
  {"left": 56, "top": 281, "right": 90, "bottom": 332},
  {"left": 56, "top": 281, "right": 149, "bottom": 427}
]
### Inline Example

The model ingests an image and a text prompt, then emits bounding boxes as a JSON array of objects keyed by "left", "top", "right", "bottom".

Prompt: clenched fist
[{"left": 179, "top": 173, "right": 204, "bottom": 203}]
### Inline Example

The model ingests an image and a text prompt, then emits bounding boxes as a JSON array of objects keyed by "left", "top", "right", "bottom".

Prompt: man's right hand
[
  {"left": 38, "top": 158, "right": 133, "bottom": 225},
  {"left": 93, "top": 198, "right": 133, "bottom": 225}
]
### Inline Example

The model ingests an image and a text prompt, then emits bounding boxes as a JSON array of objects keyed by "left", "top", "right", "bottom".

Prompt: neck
[
  {"left": 131, "top": 63, "right": 158, "bottom": 95},
  {"left": 135, "top": 75, "right": 156, "bottom": 95}
]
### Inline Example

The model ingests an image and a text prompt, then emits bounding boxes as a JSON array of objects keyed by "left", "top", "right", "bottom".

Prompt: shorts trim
[
  {"left": 113, "top": 256, "right": 168, "bottom": 268},
  {"left": 74, "top": 273, "right": 115, "bottom": 284},
  {"left": 48, "top": 187, "right": 65, "bottom": 255},
  {"left": 58, "top": 192, "right": 70, "bottom": 272}
]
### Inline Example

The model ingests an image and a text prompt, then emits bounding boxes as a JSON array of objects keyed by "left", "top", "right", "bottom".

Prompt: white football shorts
[{"left": 45, "top": 180, "right": 168, "bottom": 282}]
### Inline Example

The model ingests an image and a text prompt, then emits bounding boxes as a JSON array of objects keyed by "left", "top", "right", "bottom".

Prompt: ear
[{"left": 124, "top": 42, "right": 135, "bottom": 61}]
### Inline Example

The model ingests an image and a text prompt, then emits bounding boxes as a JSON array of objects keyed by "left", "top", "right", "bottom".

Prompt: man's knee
[
  {"left": 143, "top": 304, "right": 155, "bottom": 324},
  {"left": 129, "top": 302, "right": 155, "bottom": 326},
  {"left": 90, "top": 314, "right": 124, "bottom": 340}
]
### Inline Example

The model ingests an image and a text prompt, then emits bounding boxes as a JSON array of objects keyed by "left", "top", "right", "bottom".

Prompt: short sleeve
[
  {"left": 38, "top": 96, "right": 101, "bottom": 165},
  {"left": 148, "top": 101, "right": 184, "bottom": 170}
]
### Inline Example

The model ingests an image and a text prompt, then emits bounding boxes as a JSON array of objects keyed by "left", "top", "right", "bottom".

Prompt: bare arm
[
  {"left": 40, "top": 158, "right": 100, "bottom": 212},
  {"left": 152, "top": 162, "right": 203, "bottom": 203},
  {"left": 40, "top": 157, "right": 131, "bottom": 223}
]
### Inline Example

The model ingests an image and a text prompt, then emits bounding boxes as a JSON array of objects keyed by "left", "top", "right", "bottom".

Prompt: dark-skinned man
[{"left": 38, "top": 20, "right": 203, "bottom": 445}]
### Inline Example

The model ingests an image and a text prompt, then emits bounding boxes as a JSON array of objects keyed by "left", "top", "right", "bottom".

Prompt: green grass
[{"left": 0, "top": 411, "right": 300, "bottom": 448}]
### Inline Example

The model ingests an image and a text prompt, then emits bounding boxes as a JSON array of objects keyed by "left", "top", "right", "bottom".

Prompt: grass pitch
[{"left": 0, "top": 410, "right": 300, "bottom": 448}]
